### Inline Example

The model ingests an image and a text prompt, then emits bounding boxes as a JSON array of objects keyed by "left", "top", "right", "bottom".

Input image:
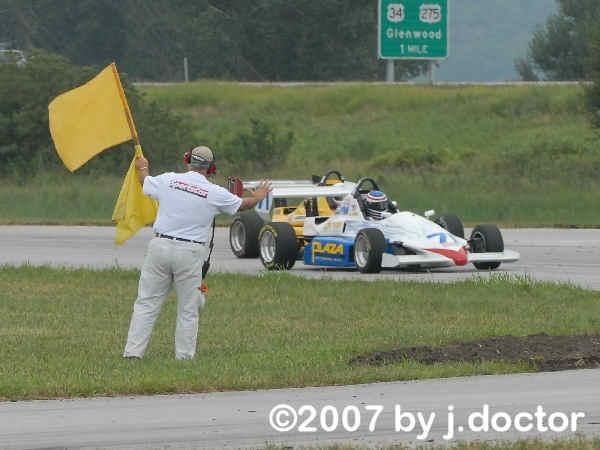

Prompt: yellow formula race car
[{"left": 227, "top": 171, "right": 349, "bottom": 258}]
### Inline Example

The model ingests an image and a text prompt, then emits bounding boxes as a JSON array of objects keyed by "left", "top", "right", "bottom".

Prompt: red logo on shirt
[{"left": 169, "top": 180, "right": 208, "bottom": 198}]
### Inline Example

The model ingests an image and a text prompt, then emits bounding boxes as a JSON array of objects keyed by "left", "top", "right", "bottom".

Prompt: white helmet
[{"left": 365, "top": 190, "right": 388, "bottom": 220}]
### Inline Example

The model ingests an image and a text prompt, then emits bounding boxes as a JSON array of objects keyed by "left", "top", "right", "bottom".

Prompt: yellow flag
[
  {"left": 49, "top": 63, "right": 135, "bottom": 171},
  {"left": 112, "top": 144, "right": 157, "bottom": 245}
]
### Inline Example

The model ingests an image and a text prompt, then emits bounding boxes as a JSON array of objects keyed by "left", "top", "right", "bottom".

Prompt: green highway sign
[{"left": 378, "top": 0, "right": 449, "bottom": 59}]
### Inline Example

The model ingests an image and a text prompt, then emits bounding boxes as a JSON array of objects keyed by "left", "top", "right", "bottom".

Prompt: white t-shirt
[{"left": 143, "top": 171, "right": 242, "bottom": 242}]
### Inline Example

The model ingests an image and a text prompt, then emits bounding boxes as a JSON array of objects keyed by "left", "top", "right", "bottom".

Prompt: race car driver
[{"left": 365, "top": 190, "right": 390, "bottom": 220}]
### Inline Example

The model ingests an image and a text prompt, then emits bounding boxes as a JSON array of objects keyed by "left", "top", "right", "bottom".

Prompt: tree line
[
  {"left": 2, "top": 0, "right": 600, "bottom": 83},
  {"left": 1, "top": 0, "right": 426, "bottom": 82}
]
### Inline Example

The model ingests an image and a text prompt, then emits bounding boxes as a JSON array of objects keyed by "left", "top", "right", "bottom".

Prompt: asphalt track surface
[
  {"left": 2, "top": 225, "right": 600, "bottom": 449},
  {"left": 1, "top": 369, "right": 599, "bottom": 449},
  {"left": 1, "top": 225, "right": 600, "bottom": 289}
]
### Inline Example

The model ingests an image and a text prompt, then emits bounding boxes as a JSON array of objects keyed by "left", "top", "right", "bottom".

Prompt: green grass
[
  {"left": 2, "top": 266, "right": 599, "bottom": 400},
  {"left": 0, "top": 172, "right": 120, "bottom": 225},
  {"left": 1, "top": 171, "right": 598, "bottom": 227},
  {"left": 2, "top": 172, "right": 598, "bottom": 227},
  {"left": 143, "top": 82, "right": 600, "bottom": 226},
  {"left": 142, "top": 83, "right": 597, "bottom": 177},
  {"left": 0, "top": 171, "right": 231, "bottom": 226},
  {"left": 4, "top": 83, "right": 600, "bottom": 226}
]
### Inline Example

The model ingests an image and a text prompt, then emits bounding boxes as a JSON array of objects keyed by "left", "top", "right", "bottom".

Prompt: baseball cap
[{"left": 189, "top": 145, "right": 214, "bottom": 167}]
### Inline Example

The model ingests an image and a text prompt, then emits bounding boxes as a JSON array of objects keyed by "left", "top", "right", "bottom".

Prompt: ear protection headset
[{"left": 183, "top": 147, "right": 217, "bottom": 174}]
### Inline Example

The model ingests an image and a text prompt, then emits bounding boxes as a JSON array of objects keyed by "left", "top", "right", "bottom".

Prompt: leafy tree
[
  {"left": 0, "top": 49, "right": 193, "bottom": 177},
  {"left": 2, "top": 0, "right": 128, "bottom": 68},
  {"left": 514, "top": 58, "right": 540, "bottom": 82},
  {"left": 220, "top": 117, "right": 294, "bottom": 173},
  {"left": 227, "top": 0, "right": 424, "bottom": 81},
  {"left": 586, "top": 28, "right": 600, "bottom": 128},
  {"left": 0, "top": 50, "right": 95, "bottom": 175},
  {"left": 516, "top": 0, "right": 600, "bottom": 80}
]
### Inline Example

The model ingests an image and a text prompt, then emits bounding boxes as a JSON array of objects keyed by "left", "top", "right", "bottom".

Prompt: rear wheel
[
  {"left": 470, "top": 224, "right": 504, "bottom": 270},
  {"left": 435, "top": 213, "right": 464, "bottom": 238},
  {"left": 229, "top": 210, "right": 264, "bottom": 258},
  {"left": 354, "top": 228, "right": 386, "bottom": 273},
  {"left": 259, "top": 222, "right": 298, "bottom": 270}
]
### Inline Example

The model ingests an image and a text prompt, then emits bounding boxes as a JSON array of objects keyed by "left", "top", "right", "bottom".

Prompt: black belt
[{"left": 155, "top": 233, "right": 205, "bottom": 244}]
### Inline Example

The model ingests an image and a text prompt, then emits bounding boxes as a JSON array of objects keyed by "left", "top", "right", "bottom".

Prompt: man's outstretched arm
[{"left": 239, "top": 180, "right": 271, "bottom": 210}]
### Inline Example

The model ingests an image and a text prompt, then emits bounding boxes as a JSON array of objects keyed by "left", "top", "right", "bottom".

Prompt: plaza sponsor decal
[{"left": 312, "top": 242, "right": 344, "bottom": 257}]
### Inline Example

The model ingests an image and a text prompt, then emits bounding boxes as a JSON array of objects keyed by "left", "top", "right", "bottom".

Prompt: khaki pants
[{"left": 123, "top": 237, "right": 209, "bottom": 359}]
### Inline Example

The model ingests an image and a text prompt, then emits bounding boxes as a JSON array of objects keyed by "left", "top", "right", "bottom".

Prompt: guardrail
[{"left": 134, "top": 80, "right": 590, "bottom": 87}]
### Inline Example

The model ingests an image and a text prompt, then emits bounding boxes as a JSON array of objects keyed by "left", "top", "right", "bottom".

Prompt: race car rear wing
[
  {"left": 228, "top": 178, "right": 315, "bottom": 196},
  {"left": 228, "top": 177, "right": 356, "bottom": 199},
  {"left": 228, "top": 176, "right": 356, "bottom": 217}
]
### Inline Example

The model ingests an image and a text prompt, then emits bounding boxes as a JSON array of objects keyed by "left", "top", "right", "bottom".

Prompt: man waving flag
[{"left": 48, "top": 63, "right": 157, "bottom": 245}]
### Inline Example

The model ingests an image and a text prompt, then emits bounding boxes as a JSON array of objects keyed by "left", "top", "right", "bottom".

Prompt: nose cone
[{"left": 426, "top": 247, "right": 468, "bottom": 266}]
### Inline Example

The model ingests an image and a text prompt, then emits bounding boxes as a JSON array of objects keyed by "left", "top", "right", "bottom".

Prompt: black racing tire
[
  {"left": 353, "top": 228, "right": 386, "bottom": 274},
  {"left": 229, "top": 210, "right": 264, "bottom": 258},
  {"left": 258, "top": 222, "right": 298, "bottom": 270},
  {"left": 435, "top": 213, "right": 465, "bottom": 238},
  {"left": 470, "top": 224, "right": 504, "bottom": 270}
]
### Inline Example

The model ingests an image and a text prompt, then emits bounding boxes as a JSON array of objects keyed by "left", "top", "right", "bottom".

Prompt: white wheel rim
[
  {"left": 354, "top": 234, "right": 370, "bottom": 267},
  {"left": 230, "top": 221, "right": 246, "bottom": 253},
  {"left": 260, "top": 231, "right": 276, "bottom": 263}
]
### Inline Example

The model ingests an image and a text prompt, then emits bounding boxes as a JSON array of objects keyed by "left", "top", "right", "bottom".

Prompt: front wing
[{"left": 382, "top": 249, "right": 520, "bottom": 269}]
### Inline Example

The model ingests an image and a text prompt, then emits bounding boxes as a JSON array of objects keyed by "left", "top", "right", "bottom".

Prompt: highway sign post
[{"left": 378, "top": 0, "right": 449, "bottom": 81}]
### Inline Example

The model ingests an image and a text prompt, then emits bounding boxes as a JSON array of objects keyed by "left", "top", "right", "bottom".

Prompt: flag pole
[{"left": 110, "top": 63, "right": 142, "bottom": 153}]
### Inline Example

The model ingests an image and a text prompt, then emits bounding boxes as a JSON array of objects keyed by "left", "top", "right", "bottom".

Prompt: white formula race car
[{"left": 256, "top": 177, "right": 520, "bottom": 273}]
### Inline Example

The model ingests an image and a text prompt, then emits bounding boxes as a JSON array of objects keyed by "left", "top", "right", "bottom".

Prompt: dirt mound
[{"left": 350, "top": 334, "right": 600, "bottom": 371}]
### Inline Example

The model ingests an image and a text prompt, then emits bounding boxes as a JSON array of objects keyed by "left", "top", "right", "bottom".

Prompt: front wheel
[
  {"left": 258, "top": 222, "right": 298, "bottom": 270},
  {"left": 354, "top": 228, "right": 386, "bottom": 273},
  {"left": 470, "top": 224, "right": 504, "bottom": 270}
]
